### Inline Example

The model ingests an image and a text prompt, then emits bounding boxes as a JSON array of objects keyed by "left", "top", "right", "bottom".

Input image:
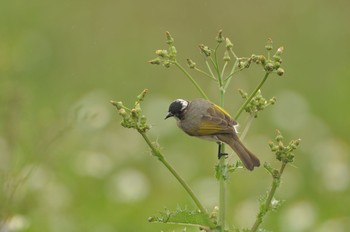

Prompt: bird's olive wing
[{"left": 194, "top": 103, "right": 237, "bottom": 135}]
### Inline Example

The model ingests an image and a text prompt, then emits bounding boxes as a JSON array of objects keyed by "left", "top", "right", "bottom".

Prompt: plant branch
[
  {"left": 209, "top": 57, "right": 222, "bottom": 88},
  {"left": 175, "top": 61, "right": 209, "bottom": 100},
  {"left": 223, "top": 60, "right": 239, "bottom": 91},
  {"left": 250, "top": 162, "right": 287, "bottom": 232},
  {"left": 138, "top": 129, "right": 207, "bottom": 214},
  {"left": 218, "top": 156, "right": 227, "bottom": 232},
  {"left": 194, "top": 67, "right": 217, "bottom": 80},
  {"left": 205, "top": 60, "right": 217, "bottom": 81},
  {"left": 235, "top": 72, "right": 270, "bottom": 120},
  {"left": 221, "top": 61, "right": 228, "bottom": 81}
]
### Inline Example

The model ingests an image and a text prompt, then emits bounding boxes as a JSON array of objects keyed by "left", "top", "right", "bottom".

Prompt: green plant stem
[
  {"left": 229, "top": 48, "right": 238, "bottom": 60},
  {"left": 210, "top": 57, "right": 223, "bottom": 89},
  {"left": 218, "top": 156, "right": 226, "bottom": 232},
  {"left": 210, "top": 57, "right": 220, "bottom": 76},
  {"left": 213, "top": 44, "right": 220, "bottom": 72},
  {"left": 235, "top": 72, "right": 270, "bottom": 120},
  {"left": 175, "top": 61, "right": 209, "bottom": 100},
  {"left": 221, "top": 61, "right": 228, "bottom": 80},
  {"left": 138, "top": 129, "right": 207, "bottom": 214},
  {"left": 218, "top": 87, "right": 226, "bottom": 232},
  {"left": 223, "top": 60, "right": 239, "bottom": 90},
  {"left": 250, "top": 162, "right": 287, "bottom": 232},
  {"left": 195, "top": 67, "right": 216, "bottom": 80},
  {"left": 205, "top": 60, "right": 216, "bottom": 81}
]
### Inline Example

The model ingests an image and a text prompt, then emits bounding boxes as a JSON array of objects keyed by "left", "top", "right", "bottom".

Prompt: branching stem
[
  {"left": 175, "top": 61, "right": 209, "bottom": 100},
  {"left": 195, "top": 67, "right": 217, "bottom": 80},
  {"left": 205, "top": 60, "right": 217, "bottom": 82},
  {"left": 138, "top": 129, "right": 207, "bottom": 214},
  {"left": 235, "top": 72, "right": 270, "bottom": 120},
  {"left": 250, "top": 162, "right": 287, "bottom": 232}
]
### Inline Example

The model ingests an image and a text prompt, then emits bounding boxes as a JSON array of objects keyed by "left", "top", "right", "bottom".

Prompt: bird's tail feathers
[{"left": 217, "top": 134, "right": 260, "bottom": 171}]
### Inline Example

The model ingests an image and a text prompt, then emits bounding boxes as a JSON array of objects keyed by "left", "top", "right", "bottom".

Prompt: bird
[{"left": 165, "top": 98, "right": 260, "bottom": 171}]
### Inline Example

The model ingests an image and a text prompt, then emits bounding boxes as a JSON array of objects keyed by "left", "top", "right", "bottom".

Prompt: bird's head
[{"left": 165, "top": 99, "right": 189, "bottom": 120}]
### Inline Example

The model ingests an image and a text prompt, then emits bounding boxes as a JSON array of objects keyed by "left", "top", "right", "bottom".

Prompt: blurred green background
[{"left": 1, "top": 0, "right": 350, "bottom": 231}]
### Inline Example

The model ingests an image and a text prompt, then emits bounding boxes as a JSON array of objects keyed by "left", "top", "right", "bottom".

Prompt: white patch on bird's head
[
  {"left": 165, "top": 99, "right": 189, "bottom": 120},
  {"left": 175, "top": 99, "right": 188, "bottom": 111}
]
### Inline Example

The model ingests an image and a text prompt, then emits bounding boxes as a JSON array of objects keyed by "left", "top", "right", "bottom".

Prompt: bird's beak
[{"left": 164, "top": 112, "right": 173, "bottom": 120}]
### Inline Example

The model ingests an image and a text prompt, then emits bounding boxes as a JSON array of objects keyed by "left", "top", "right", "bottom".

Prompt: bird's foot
[
  {"left": 217, "top": 142, "right": 228, "bottom": 159},
  {"left": 218, "top": 152, "right": 228, "bottom": 160}
]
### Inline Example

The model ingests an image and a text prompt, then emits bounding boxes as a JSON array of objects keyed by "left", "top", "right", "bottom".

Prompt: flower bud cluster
[
  {"left": 110, "top": 89, "right": 150, "bottom": 133},
  {"left": 235, "top": 39, "right": 285, "bottom": 76},
  {"left": 268, "top": 130, "right": 301, "bottom": 163},
  {"left": 149, "top": 31, "right": 177, "bottom": 68},
  {"left": 239, "top": 89, "right": 276, "bottom": 118},
  {"left": 264, "top": 39, "right": 285, "bottom": 76}
]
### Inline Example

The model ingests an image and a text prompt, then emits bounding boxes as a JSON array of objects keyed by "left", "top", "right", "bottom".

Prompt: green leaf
[{"left": 148, "top": 208, "right": 216, "bottom": 229}]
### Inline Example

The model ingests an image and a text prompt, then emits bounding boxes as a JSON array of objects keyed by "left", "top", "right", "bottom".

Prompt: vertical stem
[
  {"left": 218, "top": 155, "right": 226, "bottom": 231},
  {"left": 218, "top": 81, "right": 226, "bottom": 231}
]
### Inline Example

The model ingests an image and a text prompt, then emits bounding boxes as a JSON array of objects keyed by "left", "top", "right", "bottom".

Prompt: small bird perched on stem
[{"left": 165, "top": 98, "right": 260, "bottom": 171}]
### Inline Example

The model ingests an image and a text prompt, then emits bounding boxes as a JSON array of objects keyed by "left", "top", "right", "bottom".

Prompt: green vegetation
[
  {"left": 1, "top": 1, "right": 350, "bottom": 231},
  {"left": 112, "top": 31, "right": 299, "bottom": 231}
]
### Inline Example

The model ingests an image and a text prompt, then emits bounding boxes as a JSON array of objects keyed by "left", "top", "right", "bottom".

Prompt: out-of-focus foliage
[{"left": 0, "top": 0, "right": 349, "bottom": 231}]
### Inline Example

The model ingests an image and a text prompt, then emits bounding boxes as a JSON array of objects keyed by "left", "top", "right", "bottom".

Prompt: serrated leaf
[{"left": 148, "top": 208, "right": 216, "bottom": 229}]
